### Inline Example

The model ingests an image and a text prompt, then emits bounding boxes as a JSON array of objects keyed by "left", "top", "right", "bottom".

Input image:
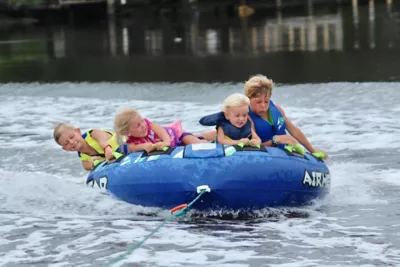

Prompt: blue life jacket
[
  {"left": 248, "top": 100, "right": 286, "bottom": 144},
  {"left": 199, "top": 112, "right": 252, "bottom": 140},
  {"left": 199, "top": 112, "right": 226, "bottom": 126},
  {"left": 78, "top": 129, "right": 128, "bottom": 161}
]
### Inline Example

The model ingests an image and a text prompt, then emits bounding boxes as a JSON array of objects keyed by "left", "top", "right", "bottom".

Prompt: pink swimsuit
[{"left": 126, "top": 118, "right": 185, "bottom": 147}]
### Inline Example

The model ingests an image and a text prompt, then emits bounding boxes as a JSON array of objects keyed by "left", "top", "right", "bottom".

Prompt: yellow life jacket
[{"left": 78, "top": 129, "right": 126, "bottom": 161}]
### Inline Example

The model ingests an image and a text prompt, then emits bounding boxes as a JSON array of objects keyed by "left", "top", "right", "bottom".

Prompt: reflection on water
[{"left": 0, "top": 1, "right": 399, "bottom": 83}]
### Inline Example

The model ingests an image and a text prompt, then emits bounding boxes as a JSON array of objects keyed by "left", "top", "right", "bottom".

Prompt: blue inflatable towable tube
[{"left": 86, "top": 144, "right": 330, "bottom": 211}]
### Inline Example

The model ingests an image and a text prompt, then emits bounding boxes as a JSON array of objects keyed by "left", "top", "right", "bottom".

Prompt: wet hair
[
  {"left": 244, "top": 74, "right": 274, "bottom": 98},
  {"left": 53, "top": 122, "right": 76, "bottom": 144},
  {"left": 114, "top": 107, "right": 140, "bottom": 145},
  {"left": 222, "top": 93, "right": 250, "bottom": 113}
]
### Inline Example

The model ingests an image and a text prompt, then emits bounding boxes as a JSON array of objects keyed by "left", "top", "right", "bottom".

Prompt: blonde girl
[{"left": 114, "top": 108, "right": 210, "bottom": 153}]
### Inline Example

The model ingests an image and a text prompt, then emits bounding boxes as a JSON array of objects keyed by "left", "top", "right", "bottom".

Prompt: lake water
[{"left": 0, "top": 2, "right": 400, "bottom": 267}]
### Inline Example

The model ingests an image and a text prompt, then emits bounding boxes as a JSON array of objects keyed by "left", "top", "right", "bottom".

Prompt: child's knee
[
  {"left": 181, "top": 135, "right": 206, "bottom": 145},
  {"left": 200, "top": 130, "right": 217, "bottom": 141}
]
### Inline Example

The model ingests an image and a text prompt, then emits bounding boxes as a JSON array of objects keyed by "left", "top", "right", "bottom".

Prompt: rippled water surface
[{"left": 0, "top": 82, "right": 399, "bottom": 266}]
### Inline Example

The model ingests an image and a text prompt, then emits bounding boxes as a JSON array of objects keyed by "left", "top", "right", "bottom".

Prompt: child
[
  {"left": 199, "top": 93, "right": 261, "bottom": 146},
  {"left": 113, "top": 108, "right": 209, "bottom": 153},
  {"left": 53, "top": 123, "right": 128, "bottom": 171},
  {"left": 244, "top": 74, "right": 327, "bottom": 160}
]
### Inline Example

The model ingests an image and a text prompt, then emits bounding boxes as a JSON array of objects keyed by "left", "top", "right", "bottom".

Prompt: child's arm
[
  {"left": 217, "top": 126, "right": 249, "bottom": 145},
  {"left": 90, "top": 129, "right": 114, "bottom": 160},
  {"left": 248, "top": 117, "right": 261, "bottom": 145},
  {"left": 90, "top": 129, "right": 113, "bottom": 148},
  {"left": 82, "top": 161, "right": 94, "bottom": 171},
  {"left": 82, "top": 156, "right": 102, "bottom": 171},
  {"left": 261, "top": 139, "right": 274, "bottom": 147},
  {"left": 151, "top": 123, "right": 171, "bottom": 148},
  {"left": 128, "top": 143, "right": 155, "bottom": 153},
  {"left": 276, "top": 104, "right": 322, "bottom": 154},
  {"left": 247, "top": 115, "right": 273, "bottom": 147}
]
